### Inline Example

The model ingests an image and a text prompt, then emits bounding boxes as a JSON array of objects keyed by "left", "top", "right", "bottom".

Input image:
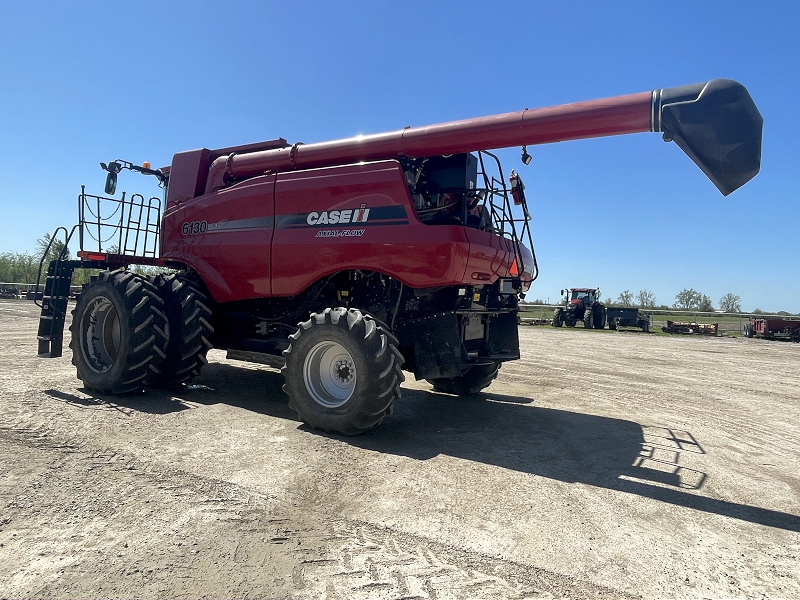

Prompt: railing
[
  {"left": 78, "top": 186, "right": 161, "bottom": 258},
  {"left": 476, "top": 151, "right": 538, "bottom": 283}
]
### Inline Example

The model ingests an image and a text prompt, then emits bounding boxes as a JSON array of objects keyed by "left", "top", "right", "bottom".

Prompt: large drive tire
[
  {"left": 282, "top": 307, "right": 404, "bottom": 435},
  {"left": 552, "top": 308, "right": 563, "bottom": 327},
  {"left": 593, "top": 303, "right": 606, "bottom": 329},
  {"left": 427, "top": 362, "right": 500, "bottom": 396},
  {"left": 146, "top": 274, "right": 214, "bottom": 388},
  {"left": 583, "top": 306, "right": 593, "bottom": 329},
  {"left": 70, "top": 270, "right": 168, "bottom": 394}
]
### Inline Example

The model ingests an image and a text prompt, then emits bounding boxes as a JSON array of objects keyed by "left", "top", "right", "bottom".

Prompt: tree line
[
  {"left": 606, "top": 289, "right": 795, "bottom": 315},
  {"left": 0, "top": 234, "right": 95, "bottom": 289},
  {"left": 610, "top": 289, "right": 742, "bottom": 312},
  {"left": 526, "top": 289, "right": 797, "bottom": 315}
]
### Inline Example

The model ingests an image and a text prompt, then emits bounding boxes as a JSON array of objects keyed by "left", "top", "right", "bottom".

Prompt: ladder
[{"left": 36, "top": 259, "right": 80, "bottom": 358}]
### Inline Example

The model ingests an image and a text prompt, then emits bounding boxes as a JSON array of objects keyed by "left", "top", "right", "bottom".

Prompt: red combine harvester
[{"left": 36, "top": 80, "right": 762, "bottom": 434}]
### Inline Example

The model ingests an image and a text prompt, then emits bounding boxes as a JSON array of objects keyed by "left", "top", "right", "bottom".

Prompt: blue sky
[{"left": 1, "top": 1, "right": 797, "bottom": 312}]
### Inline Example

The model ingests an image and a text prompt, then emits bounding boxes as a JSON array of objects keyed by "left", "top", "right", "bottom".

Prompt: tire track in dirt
[{"left": 0, "top": 422, "right": 632, "bottom": 599}]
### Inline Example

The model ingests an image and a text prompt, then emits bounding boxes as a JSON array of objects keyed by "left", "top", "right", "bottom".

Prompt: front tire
[
  {"left": 583, "top": 306, "right": 594, "bottom": 329},
  {"left": 428, "top": 362, "right": 500, "bottom": 396},
  {"left": 69, "top": 270, "right": 168, "bottom": 394},
  {"left": 593, "top": 303, "right": 606, "bottom": 329},
  {"left": 282, "top": 307, "right": 404, "bottom": 435},
  {"left": 552, "top": 308, "right": 563, "bottom": 327}
]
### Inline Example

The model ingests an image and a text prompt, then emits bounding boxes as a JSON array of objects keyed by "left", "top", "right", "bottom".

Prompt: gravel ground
[{"left": 0, "top": 299, "right": 798, "bottom": 599}]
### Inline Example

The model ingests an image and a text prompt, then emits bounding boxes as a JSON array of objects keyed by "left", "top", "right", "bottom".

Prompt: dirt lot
[{"left": 1, "top": 298, "right": 798, "bottom": 599}]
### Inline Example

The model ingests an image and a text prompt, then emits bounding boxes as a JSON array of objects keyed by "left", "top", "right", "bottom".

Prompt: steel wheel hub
[
  {"left": 80, "top": 295, "right": 121, "bottom": 373},
  {"left": 303, "top": 341, "right": 357, "bottom": 408}
]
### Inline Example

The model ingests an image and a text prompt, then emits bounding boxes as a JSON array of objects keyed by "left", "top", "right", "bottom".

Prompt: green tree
[
  {"left": 36, "top": 233, "right": 70, "bottom": 264},
  {"left": 0, "top": 252, "right": 13, "bottom": 282},
  {"left": 0, "top": 252, "right": 39, "bottom": 284},
  {"left": 615, "top": 290, "right": 634, "bottom": 306},
  {"left": 698, "top": 294, "right": 714, "bottom": 312},
  {"left": 719, "top": 293, "right": 741, "bottom": 313},
  {"left": 636, "top": 289, "right": 656, "bottom": 308},
  {"left": 674, "top": 288, "right": 701, "bottom": 310}
]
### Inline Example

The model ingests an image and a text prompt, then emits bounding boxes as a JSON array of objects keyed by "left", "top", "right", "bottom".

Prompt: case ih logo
[{"left": 306, "top": 204, "right": 370, "bottom": 226}]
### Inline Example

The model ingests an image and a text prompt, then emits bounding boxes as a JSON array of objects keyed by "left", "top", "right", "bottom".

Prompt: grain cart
[
  {"left": 552, "top": 288, "right": 605, "bottom": 329},
  {"left": 36, "top": 79, "right": 762, "bottom": 435},
  {"left": 606, "top": 307, "right": 650, "bottom": 331}
]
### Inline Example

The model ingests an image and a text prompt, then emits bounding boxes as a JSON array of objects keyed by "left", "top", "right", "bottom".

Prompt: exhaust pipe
[{"left": 654, "top": 79, "right": 762, "bottom": 196}]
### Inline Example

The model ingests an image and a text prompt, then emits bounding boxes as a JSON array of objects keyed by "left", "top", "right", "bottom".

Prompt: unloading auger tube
[{"left": 206, "top": 79, "right": 762, "bottom": 196}]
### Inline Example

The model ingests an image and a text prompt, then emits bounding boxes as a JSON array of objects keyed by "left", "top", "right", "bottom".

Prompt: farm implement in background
[
  {"left": 744, "top": 317, "right": 800, "bottom": 342},
  {"left": 662, "top": 321, "right": 719, "bottom": 336}
]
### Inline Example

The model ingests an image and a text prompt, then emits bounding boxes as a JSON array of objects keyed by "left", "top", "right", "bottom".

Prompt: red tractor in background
[
  {"left": 35, "top": 79, "right": 762, "bottom": 435},
  {"left": 552, "top": 288, "right": 606, "bottom": 329}
]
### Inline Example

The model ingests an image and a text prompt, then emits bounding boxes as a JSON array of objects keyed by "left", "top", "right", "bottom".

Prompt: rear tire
[
  {"left": 146, "top": 274, "right": 214, "bottom": 388},
  {"left": 428, "top": 362, "right": 500, "bottom": 396},
  {"left": 282, "top": 307, "right": 404, "bottom": 435},
  {"left": 69, "top": 270, "right": 168, "bottom": 394}
]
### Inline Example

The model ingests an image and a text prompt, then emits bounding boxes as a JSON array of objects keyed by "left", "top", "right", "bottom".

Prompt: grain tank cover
[{"left": 655, "top": 79, "right": 762, "bottom": 196}]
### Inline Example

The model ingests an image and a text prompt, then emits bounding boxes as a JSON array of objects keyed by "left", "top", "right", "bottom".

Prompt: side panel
[
  {"left": 161, "top": 175, "right": 276, "bottom": 303},
  {"left": 463, "top": 228, "right": 517, "bottom": 281},
  {"left": 161, "top": 159, "right": 523, "bottom": 302},
  {"left": 272, "top": 161, "right": 472, "bottom": 296}
]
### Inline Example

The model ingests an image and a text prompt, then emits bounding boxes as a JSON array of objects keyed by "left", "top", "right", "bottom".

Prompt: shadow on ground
[{"left": 46, "top": 360, "right": 800, "bottom": 533}]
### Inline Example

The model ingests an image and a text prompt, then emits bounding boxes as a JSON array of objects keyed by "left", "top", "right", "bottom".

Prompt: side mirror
[
  {"left": 560, "top": 289, "right": 564, "bottom": 296},
  {"left": 105, "top": 171, "right": 117, "bottom": 195},
  {"left": 101, "top": 161, "right": 122, "bottom": 196}
]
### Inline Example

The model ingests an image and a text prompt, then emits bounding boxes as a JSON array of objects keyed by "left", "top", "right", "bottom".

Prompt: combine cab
[{"left": 552, "top": 288, "right": 605, "bottom": 329}]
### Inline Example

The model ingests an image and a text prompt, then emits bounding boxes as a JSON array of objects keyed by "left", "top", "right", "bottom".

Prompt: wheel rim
[
  {"left": 80, "top": 295, "right": 121, "bottom": 373},
  {"left": 303, "top": 341, "right": 357, "bottom": 408}
]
